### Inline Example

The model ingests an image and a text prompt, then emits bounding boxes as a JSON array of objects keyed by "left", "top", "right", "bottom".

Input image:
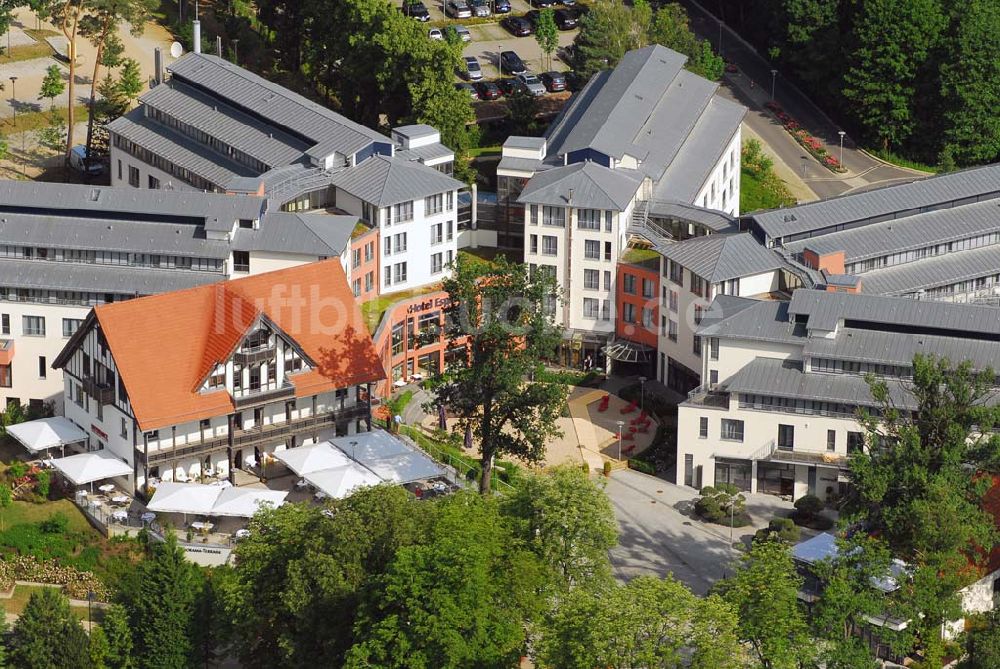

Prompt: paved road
[{"left": 676, "top": 0, "right": 930, "bottom": 200}]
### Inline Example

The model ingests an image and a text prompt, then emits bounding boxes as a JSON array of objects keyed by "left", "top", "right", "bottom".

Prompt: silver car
[
  {"left": 445, "top": 0, "right": 472, "bottom": 18},
  {"left": 517, "top": 72, "right": 546, "bottom": 96},
  {"left": 470, "top": 0, "right": 491, "bottom": 17},
  {"left": 463, "top": 56, "right": 483, "bottom": 81}
]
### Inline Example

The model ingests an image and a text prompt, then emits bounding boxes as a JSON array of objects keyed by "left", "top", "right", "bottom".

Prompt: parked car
[
  {"left": 445, "top": 24, "right": 472, "bottom": 41},
  {"left": 524, "top": 9, "right": 540, "bottom": 25},
  {"left": 401, "top": 1, "right": 430, "bottom": 21},
  {"left": 540, "top": 70, "right": 567, "bottom": 92},
  {"left": 560, "top": 0, "right": 576, "bottom": 6},
  {"left": 501, "top": 16, "right": 533, "bottom": 37},
  {"left": 498, "top": 78, "right": 521, "bottom": 96},
  {"left": 68, "top": 145, "right": 104, "bottom": 176},
  {"left": 494, "top": 0, "right": 512, "bottom": 13},
  {"left": 455, "top": 82, "right": 479, "bottom": 100},
  {"left": 516, "top": 72, "right": 546, "bottom": 96},
  {"left": 470, "top": 0, "right": 491, "bottom": 17},
  {"left": 554, "top": 8, "right": 577, "bottom": 29},
  {"left": 499, "top": 50, "right": 527, "bottom": 76},
  {"left": 428, "top": 27, "right": 444, "bottom": 40},
  {"left": 530, "top": 0, "right": 555, "bottom": 7},
  {"left": 445, "top": 0, "right": 472, "bottom": 18},
  {"left": 476, "top": 80, "right": 502, "bottom": 100},
  {"left": 462, "top": 56, "right": 483, "bottom": 81}
]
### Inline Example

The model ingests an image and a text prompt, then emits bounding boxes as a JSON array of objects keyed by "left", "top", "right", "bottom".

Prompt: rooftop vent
[
  {"left": 89, "top": 189, "right": 101, "bottom": 202},
  {"left": 783, "top": 214, "right": 797, "bottom": 222}
]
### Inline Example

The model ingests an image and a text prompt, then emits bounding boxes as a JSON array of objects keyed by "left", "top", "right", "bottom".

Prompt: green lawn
[
  {"left": 865, "top": 148, "right": 938, "bottom": 174},
  {"left": 0, "top": 499, "right": 95, "bottom": 534},
  {"left": 361, "top": 284, "right": 442, "bottom": 334},
  {"left": 0, "top": 584, "right": 106, "bottom": 623},
  {"left": 467, "top": 146, "right": 501, "bottom": 158},
  {"left": 620, "top": 246, "right": 660, "bottom": 265},
  {"left": 0, "top": 104, "right": 90, "bottom": 136},
  {"left": 740, "top": 165, "right": 796, "bottom": 213},
  {"left": 0, "top": 41, "right": 53, "bottom": 65}
]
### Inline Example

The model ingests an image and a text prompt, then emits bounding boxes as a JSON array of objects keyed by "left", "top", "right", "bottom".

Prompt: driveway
[{"left": 604, "top": 469, "right": 794, "bottom": 594}]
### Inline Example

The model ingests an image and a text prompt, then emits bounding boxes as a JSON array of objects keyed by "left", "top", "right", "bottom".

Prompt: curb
[{"left": 856, "top": 148, "right": 935, "bottom": 176}]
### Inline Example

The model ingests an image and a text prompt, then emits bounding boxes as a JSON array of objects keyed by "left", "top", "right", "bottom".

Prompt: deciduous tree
[
  {"left": 428, "top": 254, "right": 566, "bottom": 493},
  {"left": 534, "top": 8, "right": 558, "bottom": 72},
  {"left": 39, "top": 64, "right": 65, "bottom": 112},
  {"left": 572, "top": 0, "right": 648, "bottom": 78}
]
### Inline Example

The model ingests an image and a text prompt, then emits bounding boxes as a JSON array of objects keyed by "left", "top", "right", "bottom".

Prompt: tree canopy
[{"left": 9, "top": 588, "right": 90, "bottom": 669}]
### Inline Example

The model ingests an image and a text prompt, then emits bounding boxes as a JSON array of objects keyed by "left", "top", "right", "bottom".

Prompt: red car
[{"left": 477, "top": 81, "right": 502, "bottom": 100}]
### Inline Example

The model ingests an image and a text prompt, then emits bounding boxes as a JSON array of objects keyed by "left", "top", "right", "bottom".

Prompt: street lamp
[
  {"left": 8, "top": 76, "right": 17, "bottom": 124},
  {"left": 638, "top": 376, "right": 647, "bottom": 413},
  {"left": 838, "top": 130, "right": 846, "bottom": 167},
  {"left": 770, "top": 69, "right": 777, "bottom": 102},
  {"left": 87, "top": 589, "right": 95, "bottom": 636},
  {"left": 498, "top": 44, "right": 502, "bottom": 78},
  {"left": 718, "top": 20, "right": 723, "bottom": 57},
  {"left": 231, "top": 38, "right": 239, "bottom": 64},
  {"left": 616, "top": 420, "right": 625, "bottom": 461},
  {"left": 350, "top": 440, "right": 358, "bottom": 460}
]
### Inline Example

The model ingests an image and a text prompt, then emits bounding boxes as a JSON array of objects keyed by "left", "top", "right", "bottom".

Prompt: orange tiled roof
[{"left": 93, "top": 259, "right": 384, "bottom": 431}]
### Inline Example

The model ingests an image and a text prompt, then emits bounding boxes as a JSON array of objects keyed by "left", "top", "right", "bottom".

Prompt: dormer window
[
  {"left": 208, "top": 364, "right": 225, "bottom": 389},
  {"left": 243, "top": 328, "right": 270, "bottom": 351}
]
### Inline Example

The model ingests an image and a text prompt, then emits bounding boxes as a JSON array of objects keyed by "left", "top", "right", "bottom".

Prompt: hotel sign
[
  {"left": 91, "top": 424, "right": 108, "bottom": 441},
  {"left": 406, "top": 297, "right": 451, "bottom": 314}
]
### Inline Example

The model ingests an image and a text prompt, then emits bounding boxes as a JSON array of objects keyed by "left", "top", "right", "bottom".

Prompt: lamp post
[
  {"left": 616, "top": 420, "right": 624, "bottom": 461},
  {"left": 8, "top": 76, "right": 17, "bottom": 125},
  {"left": 87, "top": 589, "right": 95, "bottom": 636},
  {"left": 638, "top": 376, "right": 647, "bottom": 412},
  {"left": 730, "top": 501, "right": 735, "bottom": 544},
  {"left": 498, "top": 44, "right": 502, "bottom": 78},
  {"left": 770, "top": 69, "right": 777, "bottom": 102},
  {"left": 838, "top": 131, "right": 846, "bottom": 167},
  {"left": 231, "top": 38, "right": 239, "bottom": 64},
  {"left": 350, "top": 440, "right": 358, "bottom": 460},
  {"left": 717, "top": 20, "right": 723, "bottom": 57}
]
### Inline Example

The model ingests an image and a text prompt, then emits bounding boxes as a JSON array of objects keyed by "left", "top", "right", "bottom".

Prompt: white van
[{"left": 68, "top": 145, "right": 105, "bottom": 176}]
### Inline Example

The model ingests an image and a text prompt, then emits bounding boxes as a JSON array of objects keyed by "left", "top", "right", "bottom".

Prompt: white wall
[
  {"left": 110, "top": 144, "right": 204, "bottom": 192},
  {"left": 693, "top": 129, "right": 742, "bottom": 217}
]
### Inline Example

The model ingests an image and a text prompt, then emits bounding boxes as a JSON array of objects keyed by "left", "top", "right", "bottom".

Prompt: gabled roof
[
  {"left": 232, "top": 212, "right": 357, "bottom": 256},
  {"left": 696, "top": 298, "right": 800, "bottom": 344},
  {"left": 517, "top": 161, "right": 640, "bottom": 210},
  {"left": 56, "top": 259, "right": 384, "bottom": 431},
  {"left": 659, "top": 233, "right": 783, "bottom": 283},
  {"left": 330, "top": 155, "right": 463, "bottom": 207},
  {"left": 860, "top": 243, "right": 1000, "bottom": 296}
]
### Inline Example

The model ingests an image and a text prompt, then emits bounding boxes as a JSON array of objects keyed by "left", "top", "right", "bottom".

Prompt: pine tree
[
  {"left": 9, "top": 588, "right": 90, "bottom": 669},
  {"left": 116, "top": 58, "right": 144, "bottom": 110},
  {"left": 101, "top": 604, "right": 135, "bottom": 669}
]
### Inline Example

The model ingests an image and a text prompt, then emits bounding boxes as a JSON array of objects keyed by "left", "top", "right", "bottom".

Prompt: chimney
[
  {"left": 153, "top": 47, "right": 163, "bottom": 86},
  {"left": 192, "top": 20, "right": 201, "bottom": 54},
  {"left": 216, "top": 35, "right": 223, "bottom": 57}
]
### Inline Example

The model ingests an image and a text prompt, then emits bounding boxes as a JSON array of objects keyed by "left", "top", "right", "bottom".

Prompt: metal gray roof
[
  {"left": 396, "top": 143, "right": 453, "bottom": 165},
  {"left": 860, "top": 243, "right": 1000, "bottom": 296},
  {"left": 0, "top": 212, "right": 230, "bottom": 259},
  {"left": 803, "top": 327, "right": 1000, "bottom": 372},
  {"left": 783, "top": 198, "right": 1000, "bottom": 262},
  {"left": 647, "top": 200, "right": 737, "bottom": 233},
  {"left": 141, "top": 81, "right": 309, "bottom": 168},
  {"left": 504, "top": 136, "right": 547, "bottom": 151},
  {"left": 233, "top": 213, "right": 357, "bottom": 256},
  {"left": 497, "top": 156, "right": 542, "bottom": 174},
  {"left": 0, "top": 258, "right": 221, "bottom": 295},
  {"left": 0, "top": 180, "right": 265, "bottom": 222},
  {"left": 108, "top": 109, "right": 256, "bottom": 188},
  {"left": 330, "top": 155, "right": 463, "bottom": 207},
  {"left": 654, "top": 95, "right": 745, "bottom": 201},
  {"left": 723, "top": 357, "right": 914, "bottom": 410},
  {"left": 696, "top": 298, "right": 801, "bottom": 344},
  {"left": 659, "top": 233, "right": 783, "bottom": 283},
  {"left": 393, "top": 124, "right": 439, "bottom": 140},
  {"left": 750, "top": 163, "right": 1000, "bottom": 243},
  {"left": 788, "top": 289, "right": 1000, "bottom": 335},
  {"left": 517, "top": 162, "right": 640, "bottom": 210},
  {"left": 168, "top": 53, "right": 385, "bottom": 157}
]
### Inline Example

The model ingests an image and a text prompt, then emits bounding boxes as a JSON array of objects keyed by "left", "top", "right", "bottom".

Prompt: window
[
  {"left": 669, "top": 261, "right": 683, "bottom": 284},
  {"left": 709, "top": 369, "right": 718, "bottom": 385},
  {"left": 128, "top": 165, "right": 139, "bottom": 188},
  {"left": 583, "top": 298, "right": 600, "bottom": 319},
  {"left": 668, "top": 320, "right": 678, "bottom": 342},
  {"left": 642, "top": 308, "right": 653, "bottom": 328},
  {"left": 542, "top": 206, "right": 565, "bottom": 227},
  {"left": 694, "top": 305, "right": 704, "bottom": 325},
  {"left": 604, "top": 241, "right": 612, "bottom": 261},
  {"left": 530, "top": 204, "right": 538, "bottom": 226},
  {"left": 542, "top": 236, "right": 558, "bottom": 256},
  {"left": 0, "top": 364, "right": 11, "bottom": 388},
  {"left": 117, "top": 159, "right": 122, "bottom": 181},
  {"left": 699, "top": 416, "right": 708, "bottom": 439},
  {"left": 352, "top": 279, "right": 361, "bottom": 297},
  {"left": 394, "top": 262, "right": 407, "bottom": 283},
  {"left": 120, "top": 417, "right": 128, "bottom": 439},
  {"left": 394, "top": 232, "right": 407, "bottom": 253},
  {"left": 693, "top": 336, "right": 701, "bottom": 356},
  {"left": 584, "top": 269, "right": 599, "bottom": 289},
  {"left": 38, "top": 356, "right": 46, "bottom": 379},
  {"left": 446, "top": 220, "right": 453, "bottom": 241},
  {"left": 601, "top": 300, "right": 610, "bottom": 321},
  {"left": 364, "top": 242, "right": 374, "bottom": 262},
  {"left": 365, "top": 272, "right": 374, "bottom": 292},
  {"left": 604, "top": 211, "right": 613, "bottom": 231},
  {"left": 431, "top": 224, "right": 443, "bottom": 244},
  {"left": 22, "top": 316, "right": 45, "bottom": 337},
  {"left": 710, "top": 337, "right": 719, "bottom": 361},
  {"left": 578, "top": 209, "right": 601, "bottom": 230},
  {"left": 352, "top": 249, "right": 361, "bottom": 268},
  {"left": 778, "top": 424, "right": 794, "bottom": 450},
  {"left": 232, "top": 251, "right": 250, "bottom": 273},
  {"left": 584, "top": 240, "right": 600, "bottom": 260},
  {"left": 826, "top": 429, "right": 836, "bottom": 452},
  {"left": 384, "top": 236, "right": 392, "bottom": 256},
  {"left": 623, "top": 274, "right": 636, "bottom": 294},
  {"left": 148, "top": 175, "right": 160, "bottom": 189},
  {"left": 393, "top": 201, "right": 414, "bottom": 222},
  {"left": 642, "top": 279, "right": 654, "bottom": 298},
  {"left": 425, "top": 193, "right": 444, "bottom": 215},
  {"left": 0, "top": 314, "right": 7, "bottom": 335},
  {"left": 384, "top": 266, "right": 392, "bottom": 287},
  {"left": 58, "top": 318, "right": 81, "bottom": 338},
  {"left": 622, "top": 303, "right": 636, "bottom": 323},
  {"left": 431, "top": 253, "right": 443, "bottom": 274},
  {"left": 847, "top": 431, "right": 864, "bottom": 454},
  {"left": 529, "top": 235, "right": 538, "bottom": 254},
  {"left": 691, "top": 274, "right": 705, "bottom": 297},
  {"left": 669, "top": 290, "right": 678, "bottom": 313},
  {"left": 447, "top": 191, "right": 454, "bottom": 210},
  {"left": 721, "top": 419, "right": 744, "bottom": 442},
  {"left": 209, "top": 365, "right": 225, "bottom": 389},
  {"left": 603, "top": 271, "right": 611, "bottom": 291}
]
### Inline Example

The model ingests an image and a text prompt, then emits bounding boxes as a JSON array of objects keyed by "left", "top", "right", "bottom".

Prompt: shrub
[
  {"left": 754, "top": 517, "right": 801, "bottom": 544},
  {"left": 39, "top": 513, "right": 69, "bottom": 535},
  {"left": 793, "top": 494, "right": 824, "bottom": 519},
  {"left": 7, "top": 462, "right": 28, "bottom": 479},
  {"left": 35, "top": 470, "right": 51, "bottom": 499},
  {"left": 695, "top": 483, "right": 749, "bottom": 525},
  {"left": 602, "top": 461, "right": 612, "bottom": 477},
  {"left": 627, "top": 458, "right": 656, "bottom": 475},
  {"left": 581, "top": 461, "right": 590, "bottom": 474}
]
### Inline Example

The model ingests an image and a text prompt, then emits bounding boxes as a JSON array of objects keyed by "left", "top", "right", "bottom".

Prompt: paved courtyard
[{"left": 604, "top": 469, "right": 795, "bottom": 594}]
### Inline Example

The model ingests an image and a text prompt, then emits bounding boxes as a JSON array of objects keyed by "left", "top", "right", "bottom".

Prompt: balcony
[
  {"left": 232, "top": 383, "right": 295, "bottom": 409},
  {"left": 233, "top": 343, "right": 276, "bottom": 366},
  {"left": 141, "top": 402, "right": 370, "bottom": 466},
  {"left": 764, "top": 448, "right": 848, "bottom": 468},
  {"left": 0, "top": 339, "right": 13, "bottom": 365},
  {"left": 82, "top": 376, "right": 115, "bottom": 405}
]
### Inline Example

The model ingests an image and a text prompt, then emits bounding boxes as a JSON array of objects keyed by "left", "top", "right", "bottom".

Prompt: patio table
[
  {"left": 140, "top": 512, "right": 156, "bottom": 523},
  {"left": 191, "top": 521, "right": 215, "bottom": 533},
  {"left": 98, "top": 484, "right": 115, "bottom": 493},
  {"left": 111, "top": 495, "right": 129, "bottom": 504}
]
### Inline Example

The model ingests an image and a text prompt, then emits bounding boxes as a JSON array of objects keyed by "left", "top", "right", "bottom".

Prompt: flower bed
[
  {"left": 764, "top": 101, "right": 847, "bottom": 173},
  {"left": 0, "top": 555, "right": 110, "bottom": 599}
]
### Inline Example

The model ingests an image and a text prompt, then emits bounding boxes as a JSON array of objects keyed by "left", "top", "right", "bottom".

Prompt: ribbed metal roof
[
  {"left": 751, "top": 163, "right": 1000, "bottom": 242},
  {"left": 497, "top": 156, "right": 543, "bottom": 175},
  {"left": 783, "top": 199, "right": 1000, "bottom": 262},
  {"left": 647, "top": 200, "right": 737, "bottom": 233},
  {"left": 860, "top": 243, "right": 1000, "bottom": 296},
  {"left": 659, "top": 233, "right": 783, "bottom": 283},
  {"left": 788, "top": 289, "right": 1000, "bottom": 335},
  {"left": 330, "top": 155, "right": 463, "bottom": 207},
  {"left": 142, "top": 81, "right": 309, "bottom": 168},
  {"left": 0, "top": 258, "right": 221, "bottom": 295},
  {"left": 803, "top": 327, "right": 1000, "bottom": 372},
  {"left": 232, "top": 213, "right": 356, "bottom": 256},
  {"left": 168, "top": 53, "right": 385, "bottom": 157},
  {"left": 696, "top": 298, "right": 800, "bottom": 344},
  {"left": 396, "top": 143, "right": 454, "bottom": 164},
  {"left": 517, "top": 161, "right": 640, "bottom": 210}
]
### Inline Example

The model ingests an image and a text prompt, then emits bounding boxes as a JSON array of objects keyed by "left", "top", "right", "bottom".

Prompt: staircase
[
  {"left": 264, "top": 166, "right": 344, "bottom": 205},
  {"left": 627, "top": 200, "right": 675, "bottom": 248}
]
